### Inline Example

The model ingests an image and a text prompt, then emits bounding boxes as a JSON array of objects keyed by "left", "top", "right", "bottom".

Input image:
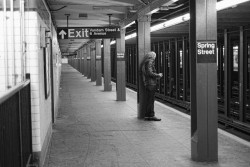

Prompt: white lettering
[
  {"left": 68, "top": 29, "right": 75, "bottom": 38},
  {"left": 197, "top": 49, "right": 215, "bottom": 55},
  {"left": 105, "top": 28, "right": 116, "bottom": 32},
  {"left": 76, "top": 31, "right": 81, "bottom": 37},
  {"left": 197, "top": 42, "right": 215, "bottom": 49},
  {"left": 85, "top": 29, "right": 89, "bottom": 37}
]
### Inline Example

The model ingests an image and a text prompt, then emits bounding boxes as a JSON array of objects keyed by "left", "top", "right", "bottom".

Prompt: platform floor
[{"left": 44, "top": 64, "right": 250, "bottom": 167}]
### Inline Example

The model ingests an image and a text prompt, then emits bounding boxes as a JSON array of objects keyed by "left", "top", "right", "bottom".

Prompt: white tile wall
[
  {"left": 26, "top": 11, "right": 43, "bottom": 151},
  {"left": 32, "top": 144, "right": 41, "bottom": 152},
  {"left": 31, "top": 106, "right": 40, "bottom": 114},
  {"left": 1, "top": 9, "right": 62, "bottom": 154},
  {"left": 32, "top": 121, "right": 40, "bottom": 129}
]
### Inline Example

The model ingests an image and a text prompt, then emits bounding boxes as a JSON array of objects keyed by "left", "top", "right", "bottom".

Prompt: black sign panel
[
  {"left": 117, "top": 52, "right": 125, "bottom": 61},
  {"left": 57, "top": 27, "right": 121, "bottom": 39},
  {"left": 197, "top": 41, "right": 216, "bottom": 63}
]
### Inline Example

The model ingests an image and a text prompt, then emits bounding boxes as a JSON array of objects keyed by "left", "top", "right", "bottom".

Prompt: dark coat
[{"left": 142, "top": 58, "right": 161, "bottom": 86}]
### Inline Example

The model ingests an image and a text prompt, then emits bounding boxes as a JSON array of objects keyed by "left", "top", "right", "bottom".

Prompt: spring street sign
[
  {"left": 57, "top": 27, "right": 121, "bottom": 39},
  {"left": 196, "top": 41, "right": 217, "bottom": 63}
]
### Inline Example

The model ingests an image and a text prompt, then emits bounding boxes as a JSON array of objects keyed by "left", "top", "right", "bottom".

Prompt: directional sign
[
  {"left": 59, "top": 30, "right": 67, "bottom": 39},
  {"left": 57, "top": 27, "right": 121, "bottom": 39}
]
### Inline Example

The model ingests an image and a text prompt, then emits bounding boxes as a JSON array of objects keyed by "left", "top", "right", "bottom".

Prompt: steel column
[
  {"left": 182, "top": 37, "right": 187, "bottom": 101},
  {"left": 239, "top": 26, "right": 247, "bottom": 122},
  {"left": 116, "top": 28, "right": 126, "bottom": 101},
  {"left": 218, "top": 43, "right": 224, "bottom": 98},
  {"left": 87, "top": 45, "right": 91, "bottom": 79},
  {"left": 91, "top": 42, "right": 96, "bottom": 82},
  {"left": 190, "top": 0, "right": 218, "bottom": 162},
  {"left": 103, "top": 39, "right": 112, "bottom": 91},
  {"left": 136, "top": 15, "right": 151, "bottom": 119},
  {"left": 224, "top": 29, "right": 232, "bottom": 117},
  {"left": 96, "top": 40, "right": 102, "bottom": 86},
  {"left": 175, "top": 39, "right": 180, "bottom": 99},
  {"left": 83, "top": 46, "right": 87, "bottom": 77}
]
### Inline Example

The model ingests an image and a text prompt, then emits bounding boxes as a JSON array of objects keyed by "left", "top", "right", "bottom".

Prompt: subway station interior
[{"left": 1, "top": 0, "right": 250, "bottom": 166}]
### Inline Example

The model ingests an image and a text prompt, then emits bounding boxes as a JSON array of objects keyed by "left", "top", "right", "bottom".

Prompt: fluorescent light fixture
[
  {"left": 109, "top": 0, "right": 248, "bottom": 44},
  {"left": 125, "top": 32, "right": 137, "bottom": 40},
  {"left": 150, "top": 13, "right": 190, "bottom": 32},
  {"left": 123, "top": 21, "right": 135, "bottom": 29},
  {"left": 216, "top": 0, "right": 250, "bottom": 11},
  {"left": 110, "top": 40, "right": 116, "bottom": 45},
  {"left": 147, "top": 8, "right": 159, "bottom": 15}
]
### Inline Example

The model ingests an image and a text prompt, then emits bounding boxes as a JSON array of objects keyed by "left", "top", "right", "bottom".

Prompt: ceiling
[
  {"left": 46, "top": 0, "right": 250, "bottom": 55},
  {"left": 46, "top": 0, "right": 185, "bottom": 54}
]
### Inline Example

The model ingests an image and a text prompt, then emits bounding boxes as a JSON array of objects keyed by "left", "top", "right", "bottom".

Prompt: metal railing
[{"left": 0, "top": 79, "right": 32, "bottom": 167}]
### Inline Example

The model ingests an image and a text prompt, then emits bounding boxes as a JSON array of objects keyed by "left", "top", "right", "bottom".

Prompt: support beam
[
  {"left": 119, "top": 0, "right": 176, "bottom": 27},
  {"left": 103, "top": 39, "right": 112, "bottom": 91},
  {"left": 175, "top": 38, "right": 180, "bottom": 100},
  {"left": 95, "top": 39, "right": 102, "bottom": 86},
  {"left": 239, "top": 26, "right": 247, "bottom": 122},
  {"left": 116, "top": 28, "right": 126, "bottom": 101},
  {"left": 83, "top": 46, "right": 87, "bottom": 77},
  {"left": 137, "top": 15, "right": 151, "bottom": 119},
  {"left": 182, "top": 37, "right": 187, "bottom": 101},
  {"left": 81, "top": 48, "right": 84, "bottom": 75},
  {"left": 90, "top": 42, "right": 96, "bottom": 82},
  {"left": 224, "top": 29, "right": 231, "bottom": 118},
  {"left": 87, "top": 44, "right": 91, "bottom": 79},
  {"left": 190, "top": 0, "right": 218, "bottom": 162}
]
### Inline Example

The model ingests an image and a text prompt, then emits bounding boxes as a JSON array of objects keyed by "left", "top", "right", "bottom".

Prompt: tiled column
[
  {"left": 116, "top": 28, "right": 126, "bottom": 101},
  {"left": 81, "top": 48, "right": 84, "bottom": 75},
  {"left": 87, "top": 44, "right": 91, "bottom": 79},
  {"left": 83, "top": 46, "right": 87, "bottom": 77},
  {"left": 137, "top": 15, "right": 151, "bottom": 119},
  {"left": 90, "top": 42, "right": 96, "bottom": 82},
  {"left": 103, "top": 39, "right": 112, "bottom": 91},
  {"left": 95, "top": 39, "right": 102, "bottom": 86},
  {"left": 190, "top": 0, "right": 218, "bottom": 162}
]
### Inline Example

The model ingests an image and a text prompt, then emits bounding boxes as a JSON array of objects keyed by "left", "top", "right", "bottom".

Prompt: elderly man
[{"left": 141, "top": 51, "right": 163, "bottom": 121}]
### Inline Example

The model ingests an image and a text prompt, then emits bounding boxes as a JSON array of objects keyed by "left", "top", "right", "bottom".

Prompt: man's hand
[{"left": 158, "top": 73, "right": 163, "bottom": 78}]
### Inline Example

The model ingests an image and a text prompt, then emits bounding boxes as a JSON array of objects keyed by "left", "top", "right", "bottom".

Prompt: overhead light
[
  {"left": 147, "top": 8, "right": 159, "bottom": 15},
  {"left": 110, "top": 40, "right": 116, "bottom": 45},
  {"left": 129, "top": 9, "right": 137, "bottom": 13},
  {"left": 150, "top": 13, "right": 190, "bottom": 32},
  {"left": 107, "top": 0, "right": 248, "bottom": 44},
  {"left": 125, "top": 32, "right": 137, "bottom": 40},
  {"left": 216, "top": 0, "right": 250, "bottom": 11},
  {"left": 123, "top": 21, "right": 135, "bottom": 29}
]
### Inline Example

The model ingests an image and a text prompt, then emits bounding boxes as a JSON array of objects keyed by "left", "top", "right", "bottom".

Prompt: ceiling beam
[
  {"left": 119, "top": 0, "right": 177, "bottom": 27},
  {"left": 110, "top": 0, "right": 139, "bottom": 5}
]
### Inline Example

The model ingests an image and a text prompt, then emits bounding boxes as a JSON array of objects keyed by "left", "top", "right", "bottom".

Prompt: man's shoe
[
  {"left": 144, "top": 117, "right": 151, "bottom": 121},
  {"left": 144, "top": 116, "right": 161, "bottom": 121},
  {"left": 150, "top": 116, "right": 161, "bottom": 121}
]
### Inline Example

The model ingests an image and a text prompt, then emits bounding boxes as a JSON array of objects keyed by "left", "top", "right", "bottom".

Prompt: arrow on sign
[{"left": 59, "top": 30, "right": 67, "bottom": 39}]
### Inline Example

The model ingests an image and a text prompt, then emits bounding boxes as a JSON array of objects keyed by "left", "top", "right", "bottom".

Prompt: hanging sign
[
  {"left": 196, "top": 41, "right": 216, "bottom": 63},
  {"left": 57, "top": 27, "right": 121, "bottom": 39}
]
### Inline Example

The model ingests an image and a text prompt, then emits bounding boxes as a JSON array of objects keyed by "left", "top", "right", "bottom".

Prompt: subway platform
[{"left": 44, "top": 64, "right": 250, "bottom": 167}]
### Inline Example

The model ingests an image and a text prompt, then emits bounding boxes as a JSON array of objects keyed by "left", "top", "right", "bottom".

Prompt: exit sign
[{"left": 57, "top": 27, "right": 121, "bottom": 39}]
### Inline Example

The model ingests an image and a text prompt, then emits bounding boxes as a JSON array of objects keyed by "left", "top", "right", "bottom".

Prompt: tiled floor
[{"left": 44, "top": 64, "right": 250, "bottom": 167}]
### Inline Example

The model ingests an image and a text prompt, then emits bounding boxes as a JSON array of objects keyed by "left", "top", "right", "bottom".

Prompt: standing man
[{"left": 142, "top": 51, "right": 163, "bottom": 121}]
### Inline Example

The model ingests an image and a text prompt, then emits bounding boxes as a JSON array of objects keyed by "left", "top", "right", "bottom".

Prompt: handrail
[{"left": 0, "top": 80, "right": 31, "bottom": 105}]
